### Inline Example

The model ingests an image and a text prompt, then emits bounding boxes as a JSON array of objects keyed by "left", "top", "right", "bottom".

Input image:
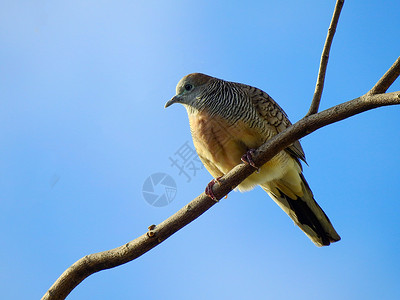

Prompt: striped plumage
[{"left": 165, "top": 73, "right": 340, "bottom": 247}]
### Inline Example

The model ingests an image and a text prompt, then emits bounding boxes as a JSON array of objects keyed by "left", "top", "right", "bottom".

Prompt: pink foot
[
  {"left": 205, "top": 176, "right": 223, "bottom": 202},
  {"left": 241, "top": 149, "right": 259, "bottom": 170}
]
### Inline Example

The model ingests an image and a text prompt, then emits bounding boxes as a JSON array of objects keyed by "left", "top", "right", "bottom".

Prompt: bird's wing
[
  {"left": 237, "top": 84, "right": 340, "bottom": 246},
  {"left": 244, "top": 84, "right": 306, "bottom": 163}
]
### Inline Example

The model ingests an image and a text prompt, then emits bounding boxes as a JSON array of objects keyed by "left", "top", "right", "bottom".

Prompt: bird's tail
[{"left": 261, "top": 173, "right": 340, "bottom": 247}]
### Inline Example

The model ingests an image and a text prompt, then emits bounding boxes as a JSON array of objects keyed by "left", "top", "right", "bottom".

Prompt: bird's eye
[{"left": 184, "top": 84, "right": 193, "bottom": 91}]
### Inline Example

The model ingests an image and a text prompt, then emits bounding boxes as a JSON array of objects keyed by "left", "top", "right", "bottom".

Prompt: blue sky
[{"left": 1, "top": 1, "right": 400, "bottom": 299}]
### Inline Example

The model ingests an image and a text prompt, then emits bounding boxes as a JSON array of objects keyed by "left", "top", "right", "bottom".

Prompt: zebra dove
[{"left": 165, "top": 73, "right": 340, "bottom": 247}]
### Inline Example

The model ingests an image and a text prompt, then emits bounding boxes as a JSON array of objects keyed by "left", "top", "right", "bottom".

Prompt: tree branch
[
  {"left": 42, "top": 90, "right": 400, "bottom": 300},
  {"left": 367, "top": 56, "right": 400, "bottom": 95},
  {"left": 306, "top": 0, "right": 344, "bottom": 116}
]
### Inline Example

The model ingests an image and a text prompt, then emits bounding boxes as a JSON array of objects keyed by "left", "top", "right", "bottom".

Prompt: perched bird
[{"left": 165, "top": 73, "right": 340, "bottom": 247}]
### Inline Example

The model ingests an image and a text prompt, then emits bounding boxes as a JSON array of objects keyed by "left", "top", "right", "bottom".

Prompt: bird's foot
[
  {"left": 241, "top": 149, "right": 259, "bottom": 171},
  {"left": 205, "top": 176, "right": 223, "bottom": 202}
]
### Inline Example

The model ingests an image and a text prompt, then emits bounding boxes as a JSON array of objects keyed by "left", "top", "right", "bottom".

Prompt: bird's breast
[
  {"left": 188, "top": 110, "right": 263, "bottom": 174},
  {"left": 187, "top": 110, "right": 294, "bottom": 191}
]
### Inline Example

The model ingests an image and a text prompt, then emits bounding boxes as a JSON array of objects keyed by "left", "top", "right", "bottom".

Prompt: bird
[{"left": 165, "top": 73, "right": 340, "bottom": 247}]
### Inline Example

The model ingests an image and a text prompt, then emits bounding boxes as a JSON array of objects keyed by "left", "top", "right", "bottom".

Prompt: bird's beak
[{"left": 164, "top": 95, "right": 180, "bottom": 108}]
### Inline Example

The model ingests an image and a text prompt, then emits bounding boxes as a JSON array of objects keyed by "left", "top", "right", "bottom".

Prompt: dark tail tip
[{"left": 279, "top": 189, "right": 340, "bottom": 247}]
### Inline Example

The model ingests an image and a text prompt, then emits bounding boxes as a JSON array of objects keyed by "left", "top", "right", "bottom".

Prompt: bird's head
[{"left": 165, "top": 73, "right": 213, "bottom": 109}]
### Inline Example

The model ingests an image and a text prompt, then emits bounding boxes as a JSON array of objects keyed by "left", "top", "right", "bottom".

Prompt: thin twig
[
  {"left": 306, "top": 0, "right": 344, "bottom": 116},
  {"left": 367, "top": 56, "right": 400, "bottom": 95},
  {"left": 42, "top": 89, "right": 400, "bottom": 300}
]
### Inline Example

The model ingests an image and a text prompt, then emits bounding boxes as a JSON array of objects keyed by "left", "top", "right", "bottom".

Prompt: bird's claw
[
  {"left": 205, "top": 176, "right": 223, "bottom": 202},
  {"left": 241, "top": 149, "right": 259, "bottom": 171}
]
